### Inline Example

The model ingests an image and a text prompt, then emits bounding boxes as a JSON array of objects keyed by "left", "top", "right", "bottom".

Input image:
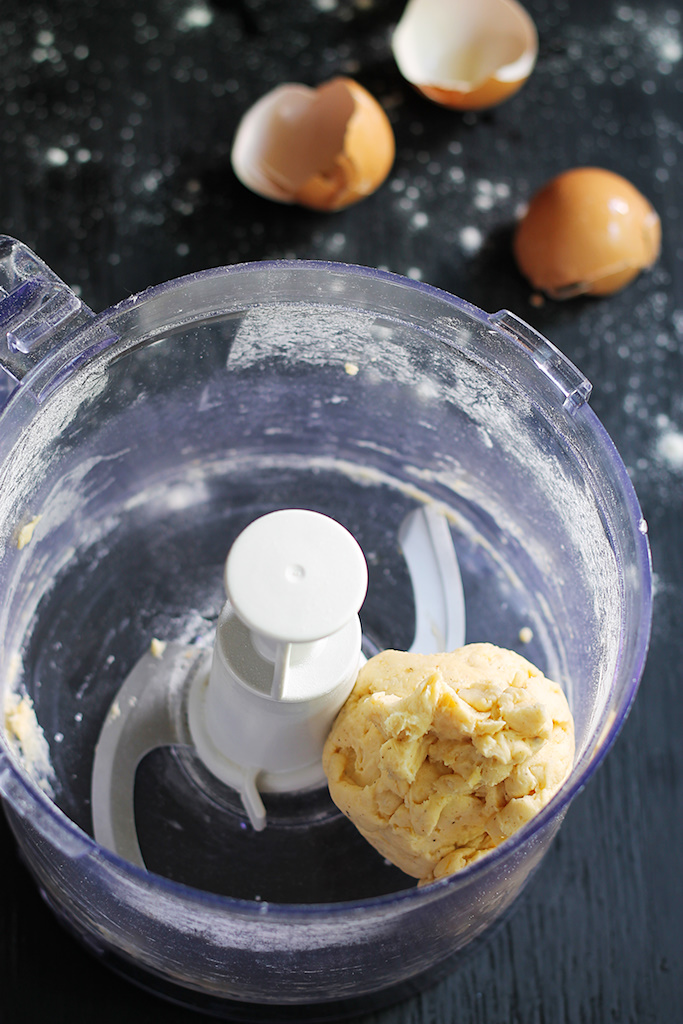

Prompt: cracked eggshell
[
  {"left": 230, "top": 77, "right": 395, "bottom": 212},
  {"left": 392, "top": 0, "right": 538, "bottom": 111},
  {"left": 513, "top": 167, "right": 662, "bottom": 299}
]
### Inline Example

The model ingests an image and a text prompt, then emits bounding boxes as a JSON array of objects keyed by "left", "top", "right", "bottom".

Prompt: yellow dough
[{"left": 322, "top": 643, "right": 574, "bottom": 883}]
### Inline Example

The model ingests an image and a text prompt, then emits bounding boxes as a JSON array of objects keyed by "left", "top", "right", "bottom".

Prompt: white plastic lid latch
[{"left": 187, "top": 509, "right": 368, "bottom": 830}]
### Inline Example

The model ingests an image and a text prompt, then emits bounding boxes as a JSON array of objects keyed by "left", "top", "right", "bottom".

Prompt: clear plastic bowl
[{"left": 0, "top": 241, "right": 651, "bottom": 1015}]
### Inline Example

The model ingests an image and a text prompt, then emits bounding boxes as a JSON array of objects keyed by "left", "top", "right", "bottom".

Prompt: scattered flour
[
  {"left": 177, "top": 3, "right": 214, "bottom": 31},
  {"left": 45, "top": 146, "right": 68, "bottom": 166},
  {"left": 459, "top": 226, "right": 483, "bottom": 255},
  {"left": 656, "top": 428, "right": 683, "bottom": 471}
]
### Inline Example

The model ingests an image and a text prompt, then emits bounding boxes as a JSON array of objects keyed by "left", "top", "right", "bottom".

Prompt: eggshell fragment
[
  {"left": 513, "top": 167, "right": 662, "bottom": 299},
  {"left": 392, "top": 0, "right": 538, "bottom": 111},
  {"left": 231, "top": 77, "right": 395, "bottom": 211}
]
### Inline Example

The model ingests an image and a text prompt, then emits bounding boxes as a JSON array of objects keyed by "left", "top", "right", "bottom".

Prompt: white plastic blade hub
[{"left": 187, "top": 510, "right": 368, "bottom": 828}]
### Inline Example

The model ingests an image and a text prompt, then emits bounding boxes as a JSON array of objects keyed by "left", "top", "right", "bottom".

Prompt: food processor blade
[
  {"left": 91, "top": 644, "right": 207, "bottom": 867},
  {"left": 90, "top": 505, "right": 465, "bottom": 867},
  {"left": 401, "top": 504, "right": 466, "bottom": 654}
]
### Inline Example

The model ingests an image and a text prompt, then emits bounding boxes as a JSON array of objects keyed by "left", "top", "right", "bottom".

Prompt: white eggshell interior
[{"left": 393, "top": 0, "right": 537, "bottom": 90}]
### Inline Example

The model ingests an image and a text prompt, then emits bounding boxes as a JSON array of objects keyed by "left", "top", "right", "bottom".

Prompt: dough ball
[{"left": 323, "top": 643, "right": 574, "bottom": 883}]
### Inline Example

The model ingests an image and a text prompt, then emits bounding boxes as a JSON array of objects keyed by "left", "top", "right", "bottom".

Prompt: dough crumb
[
  {"left": 4, "top": 690, "right": 55, "bottom": 796},
  {"left": 518, "top": 626, "right": 534, "bottom": 644},
  {"left": 323, "top": 643, "right": 574, "bottom": 883},
  {"left": 16, "top": 515, "right": 42, "bottom": 550},
  {"left": 150, "top": 637, "right": 167, "bottom": 659}
]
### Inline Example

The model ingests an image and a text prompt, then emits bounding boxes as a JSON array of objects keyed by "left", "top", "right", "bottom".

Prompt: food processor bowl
[{"left": 0, "top": 238, "right": 651, "bottom": 1015}]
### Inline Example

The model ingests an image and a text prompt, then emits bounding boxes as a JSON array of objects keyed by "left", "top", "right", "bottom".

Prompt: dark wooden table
[{"left": 1, "top": 1, "right": 681, "bottom": 1020}]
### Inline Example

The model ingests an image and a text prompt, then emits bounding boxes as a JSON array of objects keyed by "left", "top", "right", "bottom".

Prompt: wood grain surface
[{"left": 0, "top": 0, "right": 681, "bottom": 1021}]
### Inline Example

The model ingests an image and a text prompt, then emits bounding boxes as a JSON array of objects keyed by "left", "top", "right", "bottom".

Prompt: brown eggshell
[
  {"left": 231, "top": 77, "right": 395, "bottom": 212},
  {"left": 294, "top": 79, "right": 396, "bottom": 211},
  {"left": 392, "top": 0, "right": 538, "bottom": 111},
  {"left": 414, "top": 76, "right": 528, "bottom": 111},
  {"left": 513, "top": 168, "right": 661, "bottom": 298}
]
